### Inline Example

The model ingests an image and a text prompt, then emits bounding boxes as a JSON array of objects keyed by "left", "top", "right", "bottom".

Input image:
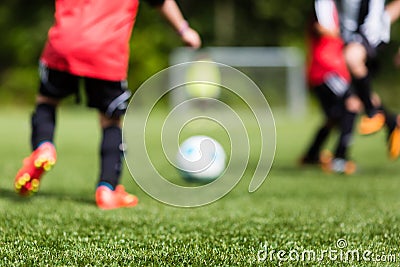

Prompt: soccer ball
[{"left": 176, "top": 135, "right": 226, "bottom": 182}]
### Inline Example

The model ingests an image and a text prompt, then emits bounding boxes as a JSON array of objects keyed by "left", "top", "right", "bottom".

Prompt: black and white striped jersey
[{"left": 337, "top": 0, "right": 391, "bottom": 47}]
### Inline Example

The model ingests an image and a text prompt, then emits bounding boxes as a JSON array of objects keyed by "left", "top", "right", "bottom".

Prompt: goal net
[{"left": 168, "top": 46, "right": 307, "bottom": 118}]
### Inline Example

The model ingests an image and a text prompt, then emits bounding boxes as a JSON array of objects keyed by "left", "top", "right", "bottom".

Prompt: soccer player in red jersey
[
  {"left": 300, "top": 0, "right": 360, "bottom": 174},
  {"left": 14, "top": 0, "right": 201, "bottom": 209}
]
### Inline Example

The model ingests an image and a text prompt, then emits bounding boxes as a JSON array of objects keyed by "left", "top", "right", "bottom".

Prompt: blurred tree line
[{"left": 0, "top": 0, "right": 399, "bottom": 107}]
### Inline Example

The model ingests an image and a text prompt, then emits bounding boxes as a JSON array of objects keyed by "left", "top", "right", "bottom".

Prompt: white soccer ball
[{"left": 176, "top": 135, "right": 226, "bottom": 182}]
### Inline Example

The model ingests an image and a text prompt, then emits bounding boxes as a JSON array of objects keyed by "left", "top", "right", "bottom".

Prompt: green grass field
[{"left": 1, "top": 107, "right": 400, "bottom": 266}]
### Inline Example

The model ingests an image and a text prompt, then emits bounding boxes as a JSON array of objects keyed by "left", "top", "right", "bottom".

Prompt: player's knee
[
  {"left": 344, "top": 44, "right": 368, "bottom": 76},
  {"left": 100, "top": 92, "right": 131, "bottom": 128},
  {"left": 371, "top": 93, "right": 381, "bottom": 108},
  {"left": 348, "top": 63, "right": 368, "bottom": 78},
  {"left": 36, "top": 95, "right": 60, "bottom": 106},
  {"left": 100, "top": 113, "right": 121, "bottom": 129},
  {"left": 345, "top": 96, "right": 363, "bottom": 113},
  {"left": 104, "top": 91, "right": 131, "bottom": 118}
]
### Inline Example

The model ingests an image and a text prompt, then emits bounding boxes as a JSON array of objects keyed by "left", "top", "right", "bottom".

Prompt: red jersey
[
  {"left": 41, "top": 0, "right": 140, "bottom": 81},
  {"left": 307, "top": 0, "right": 350, "bottom": 87}
]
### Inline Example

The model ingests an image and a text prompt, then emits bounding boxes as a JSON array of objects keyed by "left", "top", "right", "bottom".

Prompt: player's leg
[
  {"left": 344, "top": 42, "right": 385, "bottom": 134},
  {"left": 300, "top": 83, "right": 337, "bottom": 165},
  {"left": 329, "top": 95, "right": 359, "bottom": 174},
  {"left": 358, "top": 91, "right": 400, "bottom": 160},
  {"left": 15, "top": 64, "right": 78, "bottom": 196},
  {"left": 96, "top": 113, "right": 138, "bottom": 209},
  {"left": 312, "top": 75, "right": 359, "bottom": 174},
  {"left": 382, "top": 109, "right": 400, "bottom": 160},
  {"left": 385, "top": 0, "right": 400, "bottom": 24},
  {"left": 371, "top": 93, "right": 400, "bottom": 160},
  {"left": 344, "top": 42, "right": 373, "bottom": 115},
  {"left": 97, "top": 114, "right": 123, "bottom": 191},
  {"left": 334, "top": 112, "right": 356, "bottom": 159},
  {"left": 334, "top": 95, "right": 360, "bottom": 159},
  {"left": 300, "top": 122, "right": 333, "bottom": 165},
  {"left": 84, "top": 78, "right": 138, "bottom": 209},
  {"left": 31, "top": 95, "right": 59, "bottom": 149},
  {"left": 15, "top": 96, "right": 58, "bottom": 196}
]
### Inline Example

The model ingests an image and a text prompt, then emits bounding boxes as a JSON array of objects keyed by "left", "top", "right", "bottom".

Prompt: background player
[
  {"left": 14, "top": 0, "right": 201, "bottom": 209},
  {"left": 339, "top": 0, "right": 400, "bottom": 160},
  {"left": 301, "top": 0, "right": 360, "bottom": 174}
]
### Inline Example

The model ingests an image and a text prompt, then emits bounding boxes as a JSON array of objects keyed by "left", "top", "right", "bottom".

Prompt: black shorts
[
  {"left": 313, "top": 74, "right": 350, "bottom": 120},
  {"left": 38, "top": 62, "right": 132, "bottom": 117}
]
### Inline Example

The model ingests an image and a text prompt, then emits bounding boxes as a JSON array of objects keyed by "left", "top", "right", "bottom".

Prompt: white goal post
[{"left": 169, "top": 46, "right": 307, "bottom": 117}]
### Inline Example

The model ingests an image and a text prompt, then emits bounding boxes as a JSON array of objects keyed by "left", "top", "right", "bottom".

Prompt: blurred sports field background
[
  {"left": 2, "top": 0, "right": 400, "bottom": 107},
  {"left": 1, "top": 0, "right": 400, "bottom": 266}
]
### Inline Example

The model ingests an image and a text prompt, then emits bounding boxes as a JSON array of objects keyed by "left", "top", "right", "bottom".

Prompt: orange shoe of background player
[
  {"left": 322, "top": 157, "right": 356, "bottom": 175},
  {"left": 319, "top": 150, "right": 333, "bottom": 171},
  {"left": 388, "top": 123, "right": 400, "bottom": 161},
  {"left": 96, "top": 185, "right": 139, "bottom": 210},
  {"left": 14, "top": 142, "right": 57, "bottom": 196},
  {"left": 358, "top": 112, "right": 385, "bottom": 135}
]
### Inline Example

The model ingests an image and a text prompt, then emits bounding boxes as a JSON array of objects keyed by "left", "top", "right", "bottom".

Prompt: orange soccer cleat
[
  {"left": 321, "top": 157, "right": 356, "bottom": 175},
  {"left": 95, "top": 185, "right": 139, "bottom": 210},
  {"left": 388, "top": 126, "right": 400, "bottom": 160},
  {"left": 358, "top": 112, "right": 385, "bottom": 135},
  {"left": 319, "top": 150, "right": 333, "bottom": 166},
  {"left": 299, "top": 150, "right": 333, "bottom": 167},
  {"left": 14, "top": 142, "right": 57, "bottom": 196}
]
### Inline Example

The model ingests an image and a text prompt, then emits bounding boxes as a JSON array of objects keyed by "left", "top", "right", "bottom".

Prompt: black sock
[
  {"left": 352, "top": 75, "right": 376, "bottom": 117},
  {"left": 334, "top": 111, "right": 356, "bottom": 159},
  {"left": 31, "top": 103, "right": 56, "bottom": 150},
  {"left": 305, "top": 123, "right": 332, "bottom": 160},
  {"left": 99, "top": 126, "right": 123, "bottom": 190}
]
